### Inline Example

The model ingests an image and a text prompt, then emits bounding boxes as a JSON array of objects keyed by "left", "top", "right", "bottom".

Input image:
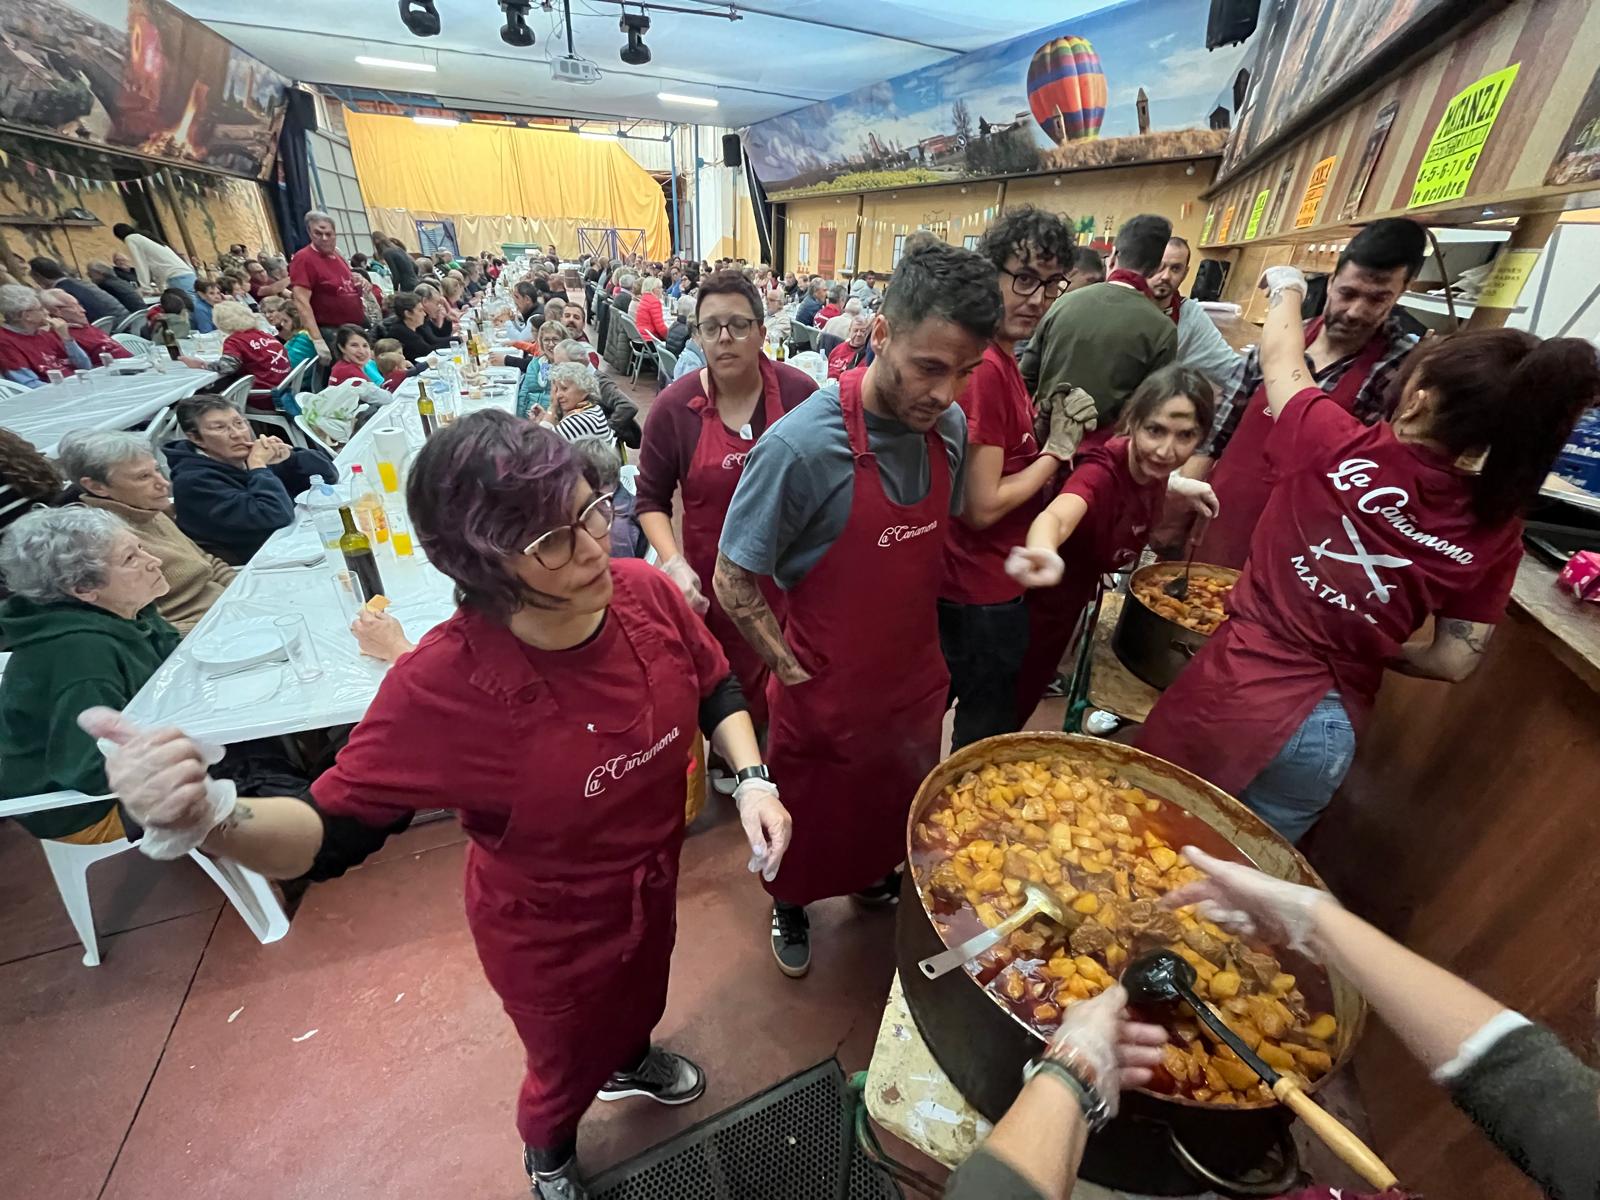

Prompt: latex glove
[
  {"left": 1043, "top": 386, "right": 1099, "bottom": 460},
  {"left": 1046, "top": 985, "right": 1168, "bottom": 1119},
  {"left": 733, "top": 777, "right": 792, "bottom": 882},
  {"left": 661, "top": 554, "right": 710, "bottom": 615},
  {"left": 1167, "top": 474, "right": 1220, "bottom": 519},
  {"left": 1006, "top": 546, "right": 1064, "bottom": 589},
  {"left": 1162, "top": 845, "right": 1335, "bottom": 958},
  {"left": 352, "top": 610, "right": 414, "bottom": 663},
  {"left": 1258, "top": 265, "right": 1308, "bottom": 304},
  {"left": 76, "top": 707, "right": 235, "bottom": 860}
]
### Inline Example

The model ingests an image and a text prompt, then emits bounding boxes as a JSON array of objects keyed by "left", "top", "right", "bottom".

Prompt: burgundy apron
[
  {"left": 763, "top": 368, "right": 951, "bottom": 906},
  {"left": 679, "top": 364, "right": 788, "bottom": 727},
  {"left": 1198, "top": 321, "right": 1390, "bottom": 568},
  {"left": 461, "top": 570, "right": 699, "bottom": 1148}
]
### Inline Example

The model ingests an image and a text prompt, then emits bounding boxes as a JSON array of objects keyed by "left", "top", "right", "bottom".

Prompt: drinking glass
[
  {"left": 330, "top": 570, "right": 370, "bottom": 624},
  {"left": 273, "top": 614, "right": 324, "bottom": 681}
]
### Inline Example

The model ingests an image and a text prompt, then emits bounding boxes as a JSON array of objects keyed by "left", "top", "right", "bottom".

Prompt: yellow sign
[
  {"left": 1295, "top": 155, "right": 1338, "bottom": 228},
  {"left": 1476, "top": 247, "right": 1541, "bottom": 308},
  {"left": 1243, "top": 189, "right": 1271, "bottom": 239},
  {"left": 1201, "top": 204, "right": 1217, "bottom": 243},
  {"left": 1409, "top": 63, "right": 1520, "bottom": 208},
  {"left": 1216, "top": 203, "right": 1237, "bottom": 242}
]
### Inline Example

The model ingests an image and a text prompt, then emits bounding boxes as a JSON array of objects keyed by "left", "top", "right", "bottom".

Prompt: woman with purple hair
[{"left": 80, "top": 410, "right": 792, "bottom": 1200}]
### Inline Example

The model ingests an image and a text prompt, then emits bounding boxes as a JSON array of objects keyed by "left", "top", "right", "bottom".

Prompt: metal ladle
[
  {"left": 917, "top": 882, "right": 1072, "bottom": 980},
  {"left": 1122, "top": 950, "right": 1398, "bottom": 1190}
]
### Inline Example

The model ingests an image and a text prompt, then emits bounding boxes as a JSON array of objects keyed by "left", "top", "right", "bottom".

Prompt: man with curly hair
[{"left": 938, "top": 207, "right": 1080, "bottom": 747}]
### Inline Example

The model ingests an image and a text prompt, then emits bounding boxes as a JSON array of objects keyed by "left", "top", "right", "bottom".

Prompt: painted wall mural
[
  {"left": 745, "top": 0, "right": 1242, "bottom": 199},
  {"left": 0, "top": 0, "right": 289, "bottom": 179}
]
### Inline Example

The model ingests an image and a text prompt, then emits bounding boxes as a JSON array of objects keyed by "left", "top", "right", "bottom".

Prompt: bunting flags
[{"left": 1, "top": 152, "right": 228, "bottom": 198}]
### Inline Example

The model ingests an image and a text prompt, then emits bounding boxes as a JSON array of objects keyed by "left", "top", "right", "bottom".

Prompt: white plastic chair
[
  {"left": 113, "top": 333, "right": 154, "bottom": 355},
  {"left": 145, "top": 404, "right": 179, "bottom": 457},
  {"left": 217, "top": 374, "right": 256, "bottom": 412},
  {"left": 0, "top": 378, "right": 29, "bottom": 397},
  {"left": 91, "top": 315, "right": 119, "bottom": 332},
  {"left": 293, "top": 413, "right": 339, "bottom": 455},
  {"left": 0, "top": 789, "right": 289, "bottom": 966},
  {"left": 248, "top": 357, "right": 315, "bottom": 447}
]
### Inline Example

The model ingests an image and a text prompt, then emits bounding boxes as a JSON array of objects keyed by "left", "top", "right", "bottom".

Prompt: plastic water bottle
[{"left": 306, "top": 475, "right": 345, "bottom": 551}]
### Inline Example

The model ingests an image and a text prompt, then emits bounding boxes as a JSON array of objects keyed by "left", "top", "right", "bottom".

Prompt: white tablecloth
[
  {"left": 123, "top": 367, "right": 519, "bottom": 744},
  {"left": 6, "top": 367, "right": 218, "bottom": 456}
]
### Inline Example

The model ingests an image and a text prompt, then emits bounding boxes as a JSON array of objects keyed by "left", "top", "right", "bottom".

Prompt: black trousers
[{"left": 938, "top": 596, "right": 1031, "bottom": 751}]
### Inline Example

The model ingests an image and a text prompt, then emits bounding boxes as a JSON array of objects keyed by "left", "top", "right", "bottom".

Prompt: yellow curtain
[{"left": 344, "top": 111, "right": 670, "bottom": 259}]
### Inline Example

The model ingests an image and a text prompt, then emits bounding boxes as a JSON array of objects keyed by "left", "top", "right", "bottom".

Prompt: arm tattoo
[
  {"left": 1440, "top": 618, "right": 1493, "bottom": 656},
  {"left": 217, "top": 800, "right": 255, "bottom": 833},
  {"left": 713, "top": 551, "right": 804, "bottom": 677}
]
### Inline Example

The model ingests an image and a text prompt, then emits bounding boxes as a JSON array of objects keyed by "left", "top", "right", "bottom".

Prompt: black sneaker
[
  {"left": 771, "top": 901, "right": 811, "bottom": 977},
  {"left": 851, "top": 869, "right": 903, "bottom": 908},
  {"left": 525, "top": 1150, "right": 589, "bottom": 1200},
  {"left": 597, "top": 1046, "right": 706, "bottom": 1105}
]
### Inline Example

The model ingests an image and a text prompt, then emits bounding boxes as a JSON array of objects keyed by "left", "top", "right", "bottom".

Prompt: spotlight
[
  {"left": 500, "top": 0, "right": 535, "bottom": 47},
  {"left": 619, "top": 12, "right": 651, "bottom": 66},
  {"left": 398, "top": 0, "right": 441, "bottom": 37}
]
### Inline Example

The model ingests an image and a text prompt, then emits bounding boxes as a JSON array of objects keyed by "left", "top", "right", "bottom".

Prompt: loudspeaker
[
  {"left": 1191, "top": 258, "right": 1229, "bottom": 303},
  {"left": 286, "top": 87, "right": 318, "bottom": 133},
  {"left": 1206, "top": 0, "right": 1260, "bottom": 49},
  {"left": 721, "top": 133, "right": 742, "bottom": 169}
]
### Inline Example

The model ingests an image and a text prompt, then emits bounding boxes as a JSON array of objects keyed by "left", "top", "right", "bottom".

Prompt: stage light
[
  {"left": 398, "top": 0, "right": 441, "bottom": 37},
  {"left": 500, "top": 0, "right": 536, "bottom": 47},
  {"left": 658, "top": 92, "right": 718, "bottom": 108},
  {"left": 619, "top": 12, "right": 651, "bottom": 66},
  {"left": 354, "top": 55, "right": 437, "bottom": 72}
]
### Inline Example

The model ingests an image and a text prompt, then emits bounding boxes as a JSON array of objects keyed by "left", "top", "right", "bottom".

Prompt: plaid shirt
[{"left": 1204, "top": 315, "right": 1418, "bottom": 458}]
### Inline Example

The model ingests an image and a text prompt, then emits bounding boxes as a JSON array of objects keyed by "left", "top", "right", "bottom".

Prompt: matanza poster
[{"left": 0, "top": 0, "right": 289, "bottom": 178}]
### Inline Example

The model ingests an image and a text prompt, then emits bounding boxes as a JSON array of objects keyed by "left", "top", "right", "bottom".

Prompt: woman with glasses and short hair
[
  {"left": 635, "top": 269, "right": 820, "bottom": 730},
  {"left": 85, "top": 410, "right": 792, "bottom": 1200}
]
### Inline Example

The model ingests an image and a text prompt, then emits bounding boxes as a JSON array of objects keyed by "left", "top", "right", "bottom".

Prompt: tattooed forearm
[
  {"left": 1440, "top": 618, "right": 1493, "bottom": 657},
  {"left": 218, "top": 800, "right": 254, "bottom": 831},
  {"left": 713, "top": 552, "right": 811, "bottom": 683}
]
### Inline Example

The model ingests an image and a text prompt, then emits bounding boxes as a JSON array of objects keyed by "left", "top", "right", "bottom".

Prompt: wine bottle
[
  {"left": 339, "top": 505, "right": 386, "bottom": 602},
  {"left": 417, "top": 389, "right": 438, "bottom": 438}
]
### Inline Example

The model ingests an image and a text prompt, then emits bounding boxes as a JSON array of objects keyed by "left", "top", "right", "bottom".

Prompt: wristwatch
[
  {"left": 733, "top": 765, "right": 772, "bottom": 786},
  {"left": 1022, "top": 1046, "right": 1114, "bottom": 1132}
]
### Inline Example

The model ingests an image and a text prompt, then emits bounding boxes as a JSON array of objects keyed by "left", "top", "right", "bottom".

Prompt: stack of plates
[{"left": 189, "top": 626, "right": 288, "bottom": 677}]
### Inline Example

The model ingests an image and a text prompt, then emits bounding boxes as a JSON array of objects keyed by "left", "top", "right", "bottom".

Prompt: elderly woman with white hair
[
  {"left": 57, "top": 430, "right": 235, "bottom": 633},
  {"left": 540, "top": 361, "right": 614, "bottom": 443},
  {"left": 821, "top": 296, "right": 863, "bottom": 341},
  {"left": 0, "top": 282, "right": 91, "bottom": 387},
  {"left": 0, "top": 506, "right": 176, "bottom": 842}
]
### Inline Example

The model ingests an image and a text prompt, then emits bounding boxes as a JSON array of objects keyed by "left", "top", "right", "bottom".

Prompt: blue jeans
[
  {"left": 1238, "top": 691, "right": 1356, "bottom": 844},
  {"left": 167, "top": 271, "right": 197, "bottom": 299}
]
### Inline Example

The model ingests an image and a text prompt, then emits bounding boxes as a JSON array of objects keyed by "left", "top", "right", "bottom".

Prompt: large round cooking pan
[
  {"left": 898, "top": 732, "right": 1366, "bottom": 1195},
  {"left": 1113, "top": 561, "right": 1239, "bottom": 690}
]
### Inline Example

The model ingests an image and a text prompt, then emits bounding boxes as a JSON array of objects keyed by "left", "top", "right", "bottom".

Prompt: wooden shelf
[{"left": 1398, "top": 292, "right": 1525, "bottom": 316}]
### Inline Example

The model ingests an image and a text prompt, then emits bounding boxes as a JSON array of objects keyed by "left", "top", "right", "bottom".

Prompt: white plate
[{"left": 190, "top": 626, "right": 288, "bottom": 675}]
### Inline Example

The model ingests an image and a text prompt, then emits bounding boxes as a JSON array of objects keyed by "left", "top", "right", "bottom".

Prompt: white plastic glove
[
  {"left": 1045, "top": 985, "right": 1168, "bottom": 1120},
  {"left": 732, "top": 777, "right": 792, "bottom": 882},
  {"left": 1162, "top": 845, "right": 1336, "bottom": 958},
  {"left": 1005, "top": 546, "right": 1065, "bottom": 589},
  {"left": 1258, "top": 265, "right": 1308, "bottom": 304},
  {"left": 1167, "top": 474, "right": 1220, "bottom": 519},
  {"left": 661, "top": 554, "right": 710, "bottom": 615},
  {"left": 76, "top": 707, "right": 236, "bottom": 860}
]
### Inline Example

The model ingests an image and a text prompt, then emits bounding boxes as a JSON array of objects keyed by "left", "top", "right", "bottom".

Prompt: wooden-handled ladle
[{"left": 1122, "top": 949, "right": 1398, "bottom": 1190}]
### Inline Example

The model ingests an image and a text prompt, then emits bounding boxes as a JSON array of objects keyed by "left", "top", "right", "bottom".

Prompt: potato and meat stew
[
  {"left": 911, "top": 754, "right": 1338, "bottom": 1107},
  {"left": 1132, "top": 570, "right": 1233, "bottom": 635}
]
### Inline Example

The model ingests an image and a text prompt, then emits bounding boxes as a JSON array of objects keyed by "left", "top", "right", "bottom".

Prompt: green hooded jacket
[{"left": 0, "top": 595, "right": 179, "bottom": 839}]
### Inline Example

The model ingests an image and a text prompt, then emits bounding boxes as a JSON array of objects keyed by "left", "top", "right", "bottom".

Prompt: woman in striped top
[{"left": 540, "top": 362, "right": 615, "bottom": 444}]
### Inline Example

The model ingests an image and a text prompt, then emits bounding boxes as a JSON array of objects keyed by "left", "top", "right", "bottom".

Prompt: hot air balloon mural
[{"left": 1027, "top": 35, "right": 1108, "bottom": 144}]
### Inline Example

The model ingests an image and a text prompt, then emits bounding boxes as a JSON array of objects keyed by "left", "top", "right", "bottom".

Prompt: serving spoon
[
  {"left": 1122, "top": 949, "right": 1398, "bottom": 1190},
  {"left": 918, "top": 882, "right": 1071, "bottom": 980}
]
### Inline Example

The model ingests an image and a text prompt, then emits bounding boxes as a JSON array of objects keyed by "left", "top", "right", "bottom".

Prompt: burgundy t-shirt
[
  {"left": 1057, "top": 435, "right": 1165, "bottom": 576},
  {"left": 224, "top": 329, "right": 290, "bottom": 388},
  {"left": 0, "top": 327, "right": 77, "bottom": 378},
  {"left": 289, "top": 245, "right": 365, "bottom": 328},
  {"left": 68, "top": 324, "right": 131, "bottom": 360},
  {"left": 1231, "top": 388, "right": 1522, "bottom": 659},
  {"left": 941, "top": 343, "right": 1047, "bottom": 605}
]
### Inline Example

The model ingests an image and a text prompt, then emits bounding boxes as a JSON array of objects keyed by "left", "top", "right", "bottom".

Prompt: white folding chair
[
  {"left": 653, "top": 345, "right": 678, "bottom": 383},
  {"left": 113, "top": 333, "right": 154, "bottom": 355},
  {"left": 91, "top": 315, "right": 118, "bottom": 332},
  {"left": 0, "top": 379, "right": 29, "bottom": 397},
  {"left": 248, "top": 357, "right": 315, "bottom": 447},
  {"left": 217, "top": 374, "right": 256, "bottom": 412},
  {"left": 618, "top": 312, "right": 657, "bottom": 385},
  {"left": 0, "top": 789, "right": 289, "bottom": 967},
  {"left": 115, "top": 310, "right": 149, "bottom": 335},
  {"left": 145, "top": 405, "right": 179, "bottom": 457},
  {"left": 293, "top": 413, "right": 339, "bottom": 455}
]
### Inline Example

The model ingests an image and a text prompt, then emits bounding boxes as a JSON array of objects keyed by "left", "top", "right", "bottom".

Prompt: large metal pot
[
  {"left": 1112, "top": 561, "right": 1239, "bottom": 690},
  {"left": 898, "top": 732, "right": 1366, "bottom": 1196}
]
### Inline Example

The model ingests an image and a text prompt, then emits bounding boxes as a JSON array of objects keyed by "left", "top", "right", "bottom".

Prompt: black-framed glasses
[
  {"left": 1002, "top": 267, "right": 1069, "bottom": 300},
  {"left": 521, "top": 492, "right": 615, "bottom": 569},
  {"left": 692, "top": 316, "right": 758, "bottom": 342}
]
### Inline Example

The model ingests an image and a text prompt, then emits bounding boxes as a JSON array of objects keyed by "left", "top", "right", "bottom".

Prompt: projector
[{"left": 549, "top": 55, "right": 602, "bottom": 85}]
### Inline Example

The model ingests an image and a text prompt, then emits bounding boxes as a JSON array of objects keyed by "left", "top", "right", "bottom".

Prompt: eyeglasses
[
  {"left": 1002, "top": 267, "right": 1070, "bottom": 300},
  {"left": 521, "top": 492, "right": 615, "bottom": 569},
  {"left": 692, "top": 317, "right": 757, "bottom": 342}
]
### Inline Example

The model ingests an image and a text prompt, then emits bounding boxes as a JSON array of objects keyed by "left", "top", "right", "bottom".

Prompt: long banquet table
[
  {"left": 6, "top": 365, "right": 218, "bottom": 455},
  {"left": 123, "top": 366, "right": 518, "bottom": 744}
]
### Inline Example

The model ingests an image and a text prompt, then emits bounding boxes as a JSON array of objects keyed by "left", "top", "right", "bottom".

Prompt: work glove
[
  {"left": 733, "top": 777, "right": 792, "bottom": 882},
  {"left": 1162, "top": 845, "right": 1335, "bottom": 958},
  {"left": 1045, "top": 985, "right": 1168, "bottom": 1120},
  {"left": 1258, "top": 265, "right": 1309, "bottom": 304},
  {"left": 1042, "top": 386, "right": 1099, "bottom": 460},
  {"left": 1166, "top": 474, "right": 1220, "bottom": 518},
  {"left": 76, "top": 708, "right": 236, "bottom": 860},
  {"left": 1005, "top": 546, "right": 1064, "bottom": 589},
  {"left": 660, "top": 554, "right": 710, "bottom": 615}
]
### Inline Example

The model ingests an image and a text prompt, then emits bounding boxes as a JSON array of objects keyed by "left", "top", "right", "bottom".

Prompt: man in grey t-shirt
[{"left": 714, "top": 238, "right": 1001, "bottom": 980}]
